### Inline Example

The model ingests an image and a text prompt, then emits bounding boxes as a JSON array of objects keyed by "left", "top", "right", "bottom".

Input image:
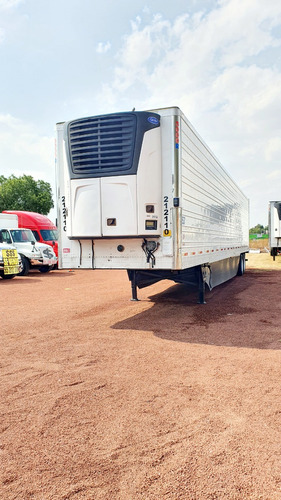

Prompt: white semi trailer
[
  {"left": 268, "top": 201, "right": 281, "bottom": 260},
  {"left": 56, "top": 107, "right": 249, "bottom": 302}
]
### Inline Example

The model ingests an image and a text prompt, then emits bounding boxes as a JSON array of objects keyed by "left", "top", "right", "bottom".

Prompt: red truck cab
[{"left": 2, "top": 211, "right": 58, "bottom": 257}]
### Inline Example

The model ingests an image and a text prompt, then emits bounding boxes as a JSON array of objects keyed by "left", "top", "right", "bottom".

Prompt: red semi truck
[{"left": 2, "top": 211, "right": 58, "bottom": 258}]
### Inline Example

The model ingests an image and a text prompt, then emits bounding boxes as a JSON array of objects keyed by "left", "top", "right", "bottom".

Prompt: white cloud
[
  {"left": 0, "top": 0, "right": 23, "bottom": 9},
  {"left": 96, "top": 41, "right": 111, "bottom": 54},
  {"left": 0, "top": 0, "right": 27, "bottom": 45},
  {"left": 265, "top": 138, "right": 281, "bottom": 163},
  {"left": 0, "top": 113, "right": 56, "bottom": 220},
  {"left": 0, "top": 114, "right": 54, "bottom": 189},
  {"left": 209, "top": 65, "right": 281, "bottom": 130},
  {"left": 266, "top": 169, "right": 281, "bottom": 180},
  {"left": 99, "top": 1, "right": 281, "bottom": 115},
  {"left": 113, "top": 14, "right": 172, "bottom": 90},
  {"left": 94, "top": 0, "right": 281, "bottom": 225},
  {"left": 142, "top": 6, "right": 150, "bottom": 15}
]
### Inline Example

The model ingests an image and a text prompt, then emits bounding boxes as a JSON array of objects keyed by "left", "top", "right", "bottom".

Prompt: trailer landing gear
[
  {"left": 128, "top": 266, "right": 210, "bottom": 304},
  {"left": 130, "top": 270, "right": 139, "bottom": 301}
]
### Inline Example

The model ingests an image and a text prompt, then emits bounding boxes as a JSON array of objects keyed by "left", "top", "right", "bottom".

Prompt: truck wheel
[
  {"left": 0, "top": 273, "right": 15, "bottom": 279},
  {"left": 39, "top": 265, "right": 52, "bottom": 273},
  {"left": 19, "top": 255, "right": 30, "bottom": 276},
  {"left": 237, "top": 253, "right": 245, "bottom": 276}
]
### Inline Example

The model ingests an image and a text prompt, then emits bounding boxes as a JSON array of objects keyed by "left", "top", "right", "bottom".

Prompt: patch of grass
[{"left": 249, "top": 234, "right": 268, "bottom": 240}]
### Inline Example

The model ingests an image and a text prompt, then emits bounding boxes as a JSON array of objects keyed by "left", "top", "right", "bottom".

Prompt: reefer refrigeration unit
[
  {"left": 268, "top": 201, "right": 281, "bottom": 260},
  {"left": 56, "top": 107, "right": 249, "bottom": 302}
]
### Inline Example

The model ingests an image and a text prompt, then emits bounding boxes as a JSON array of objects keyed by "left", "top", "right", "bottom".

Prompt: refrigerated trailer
[
  {"left": 56, "top": 107, "right": 249, "bottom": 302},
  {"left": 268, "top": 201, "right": 281, "bottom": 260}
]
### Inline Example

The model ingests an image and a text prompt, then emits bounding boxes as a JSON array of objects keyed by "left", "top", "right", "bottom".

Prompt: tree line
[
  {"left": 249, "top": 224, "right": 268, "bottom": 235},
  {"left": 0, "top": 175, "right": 53, "bottom": 215}
]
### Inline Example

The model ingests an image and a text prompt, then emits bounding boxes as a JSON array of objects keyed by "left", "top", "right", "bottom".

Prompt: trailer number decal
[
  {"left": 163, "top": 196, "right": 171, "bottom": 236},
  {"left": 61, "top": 196, "right": 67, "bottom": 232}
]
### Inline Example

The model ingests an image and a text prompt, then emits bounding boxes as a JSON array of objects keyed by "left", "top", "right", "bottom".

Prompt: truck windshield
[
  {"left": 40, "top": 229, "right": 58, "bottom": 241},
  {"left": 11, "top": 229, "right": 35, "bottom": 243}
]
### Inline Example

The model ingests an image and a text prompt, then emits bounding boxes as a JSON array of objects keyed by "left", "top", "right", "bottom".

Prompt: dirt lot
[{"left": 1, "top": 253, "right": 281, "bottom": 499}]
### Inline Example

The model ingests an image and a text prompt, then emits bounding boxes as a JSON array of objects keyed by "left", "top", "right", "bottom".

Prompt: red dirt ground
[{"left": 1, "top": 253, "right": 281, "bottom": 499}]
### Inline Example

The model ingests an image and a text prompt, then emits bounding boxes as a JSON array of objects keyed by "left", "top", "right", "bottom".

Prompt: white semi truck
[
  {"left": 56, "top": 106, "right": 249, "bottom": 302},
  {"left": 0, "top": 214, "right": 57, "bottom": 275},
  {"left": 268, "top": 201, "right": 281, "bottom": 260}
]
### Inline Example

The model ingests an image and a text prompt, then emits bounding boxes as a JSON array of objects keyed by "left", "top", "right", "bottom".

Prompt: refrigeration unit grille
[{"left": 67, "top": 114, "right": 136, "bottom": 177}]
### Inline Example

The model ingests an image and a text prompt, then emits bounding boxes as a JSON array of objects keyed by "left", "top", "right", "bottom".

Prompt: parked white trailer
[
  {"left": 56, "top": 107, "right": 249, "bottom": 302},
  {"left": 268, "top": 201, "right": 281, "bottom": 260}
]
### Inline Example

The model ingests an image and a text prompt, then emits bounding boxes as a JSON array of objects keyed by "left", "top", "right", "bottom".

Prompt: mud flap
[{"left": 198, "top": 265, "right": 211, "bottom": 304}]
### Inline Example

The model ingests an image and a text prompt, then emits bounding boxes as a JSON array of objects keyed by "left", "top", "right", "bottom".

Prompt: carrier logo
[{"left": 147, "top": 116, "right": 159, "bottom": 125}]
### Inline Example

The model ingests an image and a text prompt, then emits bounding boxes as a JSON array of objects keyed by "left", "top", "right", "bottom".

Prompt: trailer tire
[
  {"left": 19, "top": 255, "right": 30, "bottom": 276},
  {"left": 237, "top": 253, "right": 245, "bottom": 276}
]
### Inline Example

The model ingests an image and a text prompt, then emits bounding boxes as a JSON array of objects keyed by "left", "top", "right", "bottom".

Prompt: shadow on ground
[{"left": 112, "top": 270, "right": 281, "bottom": 350}]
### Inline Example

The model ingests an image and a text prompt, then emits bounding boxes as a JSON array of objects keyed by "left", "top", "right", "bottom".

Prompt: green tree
[
  {"left": 249, "top": 224, "right": 266, "bottom": 235},
  {"left": 0, "top": 175, "right": 54, "bottom": 215}
]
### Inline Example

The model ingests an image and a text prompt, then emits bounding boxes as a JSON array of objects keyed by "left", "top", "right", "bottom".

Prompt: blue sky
[{"left": 0, "top": 0, "right": 281, "bottom": 226}]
